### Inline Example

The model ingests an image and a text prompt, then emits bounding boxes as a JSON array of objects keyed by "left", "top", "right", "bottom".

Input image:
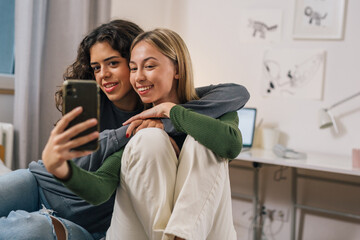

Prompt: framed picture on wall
[{"left": 293, "top": 0, "right": 347, "bottom": 40}]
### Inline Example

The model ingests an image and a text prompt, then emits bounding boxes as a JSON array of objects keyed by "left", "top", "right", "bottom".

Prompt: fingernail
[{"left": 126, "top": 133, "right": 129, "bottom": 138}]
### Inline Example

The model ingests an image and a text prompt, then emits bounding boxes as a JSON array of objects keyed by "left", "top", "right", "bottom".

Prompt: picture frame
[{"left": 293, "top": 0, "right": 347, "bottom": 40}]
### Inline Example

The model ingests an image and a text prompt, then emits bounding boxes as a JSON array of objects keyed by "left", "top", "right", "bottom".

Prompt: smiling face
[
  {"left": 90, "top": 41, "right": 139, "bottom": 111},
  {"left": 129, "top": 41, "right": 180, "bottom": 106}
]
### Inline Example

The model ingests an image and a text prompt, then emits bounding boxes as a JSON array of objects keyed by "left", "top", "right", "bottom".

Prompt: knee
[
  {"left": 0, "top": 169, "right": 37, "bottom": 187},
  {"left": 19, "top": 169, "right": 37, "bottom": 184},
  {"left": 127, "top": 128, "right": 171, "bottom": 156},
  {"left": 0, "top": 210, "right": 56, "bottom": 240},
  {"left": 9, "top": 210, "right": 52, "bottom": 226},
  {"left": 0, "top": 169, "right": 39, "bottom": 216},
  {"left": 123, "top": 128, "right": 175, "bottom": 166}
]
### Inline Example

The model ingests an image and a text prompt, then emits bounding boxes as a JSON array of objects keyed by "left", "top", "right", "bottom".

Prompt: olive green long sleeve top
[{"left": 60, "top": 105, "right": 242, "bottom": 205}]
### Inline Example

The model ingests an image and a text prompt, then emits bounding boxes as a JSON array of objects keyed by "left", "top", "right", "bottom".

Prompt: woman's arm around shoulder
[
  {"left": 188, "top": 83, "right": 250, "bottom": 117},
  {"left": 170, "top": 105, "right": 242, "bottom": 159},
  {"left": 122, "top": 103, "right": 243, "bottom": 159},
  {"left": 162, "top": 83, "right": 249, "bottom": 136}
]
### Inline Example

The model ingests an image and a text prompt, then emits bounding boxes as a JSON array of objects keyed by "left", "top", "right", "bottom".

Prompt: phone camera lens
[{"left": 66, "top": 87, "right": 78, "bottom": 97}]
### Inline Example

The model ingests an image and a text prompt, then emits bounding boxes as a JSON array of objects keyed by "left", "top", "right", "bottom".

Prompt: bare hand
[
  {"left": 42, "top": 107, "right": 99, "bottom": 179},
  {"left": 126, "top": 119, "right": 164, "bottom": 138},
  {"left": 123, "top": 102, "right": 176, "bottom": 126}
]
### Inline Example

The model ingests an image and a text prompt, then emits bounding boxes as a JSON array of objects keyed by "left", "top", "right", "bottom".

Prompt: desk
[{"left": 232, "top": 148, "right": 360, "bottom": 240}]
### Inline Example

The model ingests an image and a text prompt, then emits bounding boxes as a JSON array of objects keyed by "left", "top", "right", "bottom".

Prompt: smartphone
[{"left": 62, "top": 80, "right": 100, "bottom": 151}]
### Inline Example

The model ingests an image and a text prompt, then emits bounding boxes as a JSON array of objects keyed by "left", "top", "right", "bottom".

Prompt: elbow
[
  {"left": 224, "top": 144, "right": 242, "bottom": 159},
  {"left": 239, "top": 86, "right": 250, "bottom": 106},
  {"left": 218, "top": 145, "right": 241, "bottom": 159},
  {"left": 219, "top": 133, "right": 242, "bottom": 159},
  {"left": 230, "top": 84, "right": 250, "bottom": 109}
]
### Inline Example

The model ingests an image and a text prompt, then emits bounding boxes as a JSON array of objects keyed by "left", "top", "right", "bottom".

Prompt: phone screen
[{"left": 62, "top": 80, "right": 100, "bottom": 151}]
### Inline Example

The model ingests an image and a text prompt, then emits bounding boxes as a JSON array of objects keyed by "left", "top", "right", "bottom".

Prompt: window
[{"left": 0, "top": 0, "right": 15, "bottom": 93}]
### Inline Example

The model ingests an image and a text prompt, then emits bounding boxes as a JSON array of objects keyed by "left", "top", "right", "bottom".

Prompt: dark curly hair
[{"left": 55, "top": 19, "right": 144, "bottom": 112}]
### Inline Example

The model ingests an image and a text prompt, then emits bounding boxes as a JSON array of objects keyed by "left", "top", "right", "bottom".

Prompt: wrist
[
  {"left": 163, "top": 103, "right": 176, "bottom": 118},
  {"left": 54, "top": 161, "right": 72, "bottom": 181}
]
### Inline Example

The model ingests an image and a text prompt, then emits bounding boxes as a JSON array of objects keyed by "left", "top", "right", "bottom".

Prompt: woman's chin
[{"left": 139, "top": 97, "right": 153, "bottom": 104}]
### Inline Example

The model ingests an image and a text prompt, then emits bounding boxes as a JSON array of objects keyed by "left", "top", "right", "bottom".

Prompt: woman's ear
[{"left": 174, "top": 63, "right": 179, "bottom": 79}]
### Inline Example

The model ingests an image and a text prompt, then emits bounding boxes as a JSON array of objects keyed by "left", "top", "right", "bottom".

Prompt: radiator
[{"left": 0, "top": 122, "right": 14, "bottom": 169}]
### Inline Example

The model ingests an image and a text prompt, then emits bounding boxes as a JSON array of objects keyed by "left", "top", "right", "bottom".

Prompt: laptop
[{"left": 236, "top": 108, "right": 257, "bottom": 151}]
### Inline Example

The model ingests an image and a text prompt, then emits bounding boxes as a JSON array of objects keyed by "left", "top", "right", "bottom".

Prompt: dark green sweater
[{"left": 61, "top": 105, "right": 242, "bottom": 205}]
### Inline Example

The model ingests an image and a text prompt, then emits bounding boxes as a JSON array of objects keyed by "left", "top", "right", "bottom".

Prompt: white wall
[
  {"left": 1, "top": 0, "right": 359, "bottom": 152},
  {"left": 2, "top": 0, "right": 357, "bottom": 238},
  {"left": 111, "top": 0, "right": 360, "bottom": 239},
  {"left": 111, "top": 0, "right": 360, "bottom": 157}
]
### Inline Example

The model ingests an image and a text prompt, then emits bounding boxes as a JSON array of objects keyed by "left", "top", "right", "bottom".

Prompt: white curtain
[{"left": 13, "top": 0, "right": 111, "bottom": 169}]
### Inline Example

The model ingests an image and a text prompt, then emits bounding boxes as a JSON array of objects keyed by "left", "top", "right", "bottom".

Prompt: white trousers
[{"left": 106, "top": 128, "right": 236, "bottom": 240}]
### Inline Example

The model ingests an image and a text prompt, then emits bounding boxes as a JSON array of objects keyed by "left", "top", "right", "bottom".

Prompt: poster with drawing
[
  {"left": 293, "top": 0, "right": 346, "bottom": 39},
  {"left": 261, "top": 49, "right": 326, "bottom": 100},
  {"left": 239, "top": 9, "right": 282, "bottom": 43}
]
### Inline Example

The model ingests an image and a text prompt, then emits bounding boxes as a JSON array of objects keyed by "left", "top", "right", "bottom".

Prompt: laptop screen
[{"left": 237, "top": 108, "right": 257, "bottom": 148}]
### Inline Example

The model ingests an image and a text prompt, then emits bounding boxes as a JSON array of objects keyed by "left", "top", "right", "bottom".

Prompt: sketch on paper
[
  {"left": 293, "top": 0, "right": 346, "bottom": 39},
  {"left": 261, "top": 49, "right": 325, "bottom": 100},
  {"left": 304, "top": 6, "right": 327, "bottom": 26},
  {"left": 248, "top": 19, "right": 278, "bottom": 39},
  {"left": 239, "top": 9, "right": 282, "bottom": 43}
]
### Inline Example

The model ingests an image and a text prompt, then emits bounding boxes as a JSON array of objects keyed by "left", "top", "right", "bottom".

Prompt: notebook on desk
[{"left": 237, "top": 107, "right": 257, "bottom": 152}]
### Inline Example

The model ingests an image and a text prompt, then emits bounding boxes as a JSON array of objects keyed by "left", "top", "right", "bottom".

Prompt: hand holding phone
[
  {"left": 42, "top": 106, "right": 99, "bottom": 179},
  {"left": 62, "top": 80, "right": 100, "bottom": 151}
]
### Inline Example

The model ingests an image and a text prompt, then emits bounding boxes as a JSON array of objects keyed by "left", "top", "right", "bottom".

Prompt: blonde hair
[{"left": 131, "top": 28, "right": 199, "bottom": 103}]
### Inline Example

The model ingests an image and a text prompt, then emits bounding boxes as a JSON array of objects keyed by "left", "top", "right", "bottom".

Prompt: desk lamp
[{"left": 319, "top": 91, "right": 360, "bottom": 133}]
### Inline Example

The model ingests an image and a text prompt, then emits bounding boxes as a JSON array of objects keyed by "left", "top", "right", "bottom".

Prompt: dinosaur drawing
[
  {"left": 304, "top": 6, "right": 327, "bottom": 26},
  {"left": 248, "top": 19, "right": 278, "bottom": 38}
]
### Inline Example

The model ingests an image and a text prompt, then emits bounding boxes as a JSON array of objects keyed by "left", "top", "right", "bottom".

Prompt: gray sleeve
[
  {"left": 73, "top": 126, "right": 130, "bottom": 171},
  {"left": 162, "top": 83, "right": 250, "bottom": 135}
]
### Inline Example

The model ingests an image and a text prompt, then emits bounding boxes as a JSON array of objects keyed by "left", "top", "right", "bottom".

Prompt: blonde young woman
[{"left": 47, "top": 29, "right": 246, "bottom": 240}]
